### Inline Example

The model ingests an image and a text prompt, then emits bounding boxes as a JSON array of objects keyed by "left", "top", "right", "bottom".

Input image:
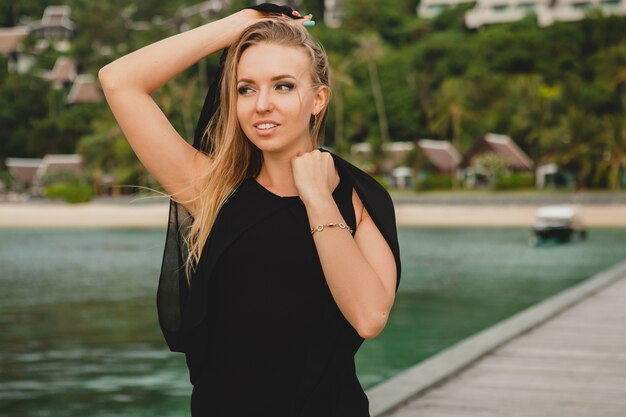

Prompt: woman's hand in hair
[
  {"left": 291, "top": 150, "right": 339, "bottom": 206},
  {"left": 241, "top": 4, "right": 313, "bottom": 27}
]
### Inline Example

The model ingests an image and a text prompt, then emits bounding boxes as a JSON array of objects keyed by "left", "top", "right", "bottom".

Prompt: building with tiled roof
[
  {"left": 5, "top": 154, "right": 83, "bottom": 192},
  {"left": 462, "top": 133, "right": 534, "bottom": 171},
  {"left": 418, "top": 0, "right": 475, "bottom": 18},
  {"left": 35, "top": 154, "right": 83, "bottom": 177},
  {"left": 0, "top": 26, "right": 29, "bottom": 54},
  {"left": 42, "top": 57, "right": 77, "bottom": 88},
  {"left": 30, "top": 5, "right": 76, "bottom": 39},
  {"left": 418, "top": 0, "right": 626, "bottom": 27},
  {"left": 67, "top": 74, "right": 103, "bottom": 104},
  {"left": 0, "top": 26, "right": 33, "bottom": 73},
  {"left": 417, "top": 139, "right": 462, "bottom": 173},
  {"left": 5, "top": 158, "right": 43, "bottom": 188}
]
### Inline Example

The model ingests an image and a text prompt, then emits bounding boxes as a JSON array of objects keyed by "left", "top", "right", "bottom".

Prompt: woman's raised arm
[{"left": 98, "top": 10, "right": 258, "bottom": 213}]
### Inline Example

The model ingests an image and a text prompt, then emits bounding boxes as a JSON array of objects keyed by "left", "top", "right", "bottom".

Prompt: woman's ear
[{"left": 313, "top": 85, "right": 330, "bottom": 115}]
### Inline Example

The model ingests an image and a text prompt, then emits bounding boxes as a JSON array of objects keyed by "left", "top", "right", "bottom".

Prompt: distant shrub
[
  {"left": 495, "top": 173, "right": 535, "bottom": 190},
  {"left": 44, "top": 183, "right": 94, "bottom": 203},
  {"left": 418, "top": 175, "right": 454, "bottom": 191},
  {"left": 0, "top": 170, "right": 16, "bottom": 191},
  {"left": 41, "top": 169, "right": 94, "bottom": 203}
]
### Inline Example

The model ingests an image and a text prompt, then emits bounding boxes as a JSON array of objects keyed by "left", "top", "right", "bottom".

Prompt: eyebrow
[{"left": 237, "top": 74, "right": 297, "bottom": 84}]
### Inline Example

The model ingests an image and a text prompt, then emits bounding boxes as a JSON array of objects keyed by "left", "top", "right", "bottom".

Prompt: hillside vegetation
[{"left": 2, "top": 0, "right": 625, "bottom": 191}]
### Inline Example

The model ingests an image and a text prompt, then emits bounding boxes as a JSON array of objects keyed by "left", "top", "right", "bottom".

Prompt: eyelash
[
  {"left": 276, "top": 82, "right": 295, "bottom": 91},
  {"left": 237, "top": 82, "right": 295, "bottom": 95},
  {"left": 238, "top": 86, "right": 253, "bottom": 95}
]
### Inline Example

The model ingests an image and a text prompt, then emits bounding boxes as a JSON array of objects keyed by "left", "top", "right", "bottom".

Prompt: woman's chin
[{"left": 252, "top": 139, "right": 308, "bottom": 155}]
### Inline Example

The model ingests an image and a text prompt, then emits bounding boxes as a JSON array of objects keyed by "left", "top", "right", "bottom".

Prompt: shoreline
[{"left": 2, "top": 200, "right": 625, "bottom": 228}]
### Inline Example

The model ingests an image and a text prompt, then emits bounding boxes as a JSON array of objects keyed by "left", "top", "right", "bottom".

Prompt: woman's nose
[{"left": 255, "top": 89, "right": 274, "bottom": 113}]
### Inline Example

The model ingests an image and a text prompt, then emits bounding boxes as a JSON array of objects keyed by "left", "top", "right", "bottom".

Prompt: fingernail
[{"left": 303, "top": 20, "right": 315, "bottom": 27}]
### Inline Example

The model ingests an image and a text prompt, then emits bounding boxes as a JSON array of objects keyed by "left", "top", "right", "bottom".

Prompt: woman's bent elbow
[
  {"left": 356, "top": 313, "right": 389, "bottom": 340},
  {"left": 98, "top": 64, "right": 124, "bottom": 92},
  {"left": 98, "top": 65, "right": 114, "bottom": 91}
]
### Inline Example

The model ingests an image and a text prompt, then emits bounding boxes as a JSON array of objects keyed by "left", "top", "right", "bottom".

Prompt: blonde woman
[{"left": 99, "top": 3, "right": 401, "bottom": 416}]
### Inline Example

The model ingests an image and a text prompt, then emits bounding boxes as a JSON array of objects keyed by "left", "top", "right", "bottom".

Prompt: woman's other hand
[{"left": 291, "top": 149, "right": 339, "bottom": 205}]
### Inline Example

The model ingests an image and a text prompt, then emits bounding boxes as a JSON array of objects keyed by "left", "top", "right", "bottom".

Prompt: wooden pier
[{"left": 369, "top": 262, "right": 626, "bottom": 417}]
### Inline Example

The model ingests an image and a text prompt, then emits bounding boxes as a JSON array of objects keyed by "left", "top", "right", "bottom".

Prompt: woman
[{"left": 99, "top": 4, "right": 401, "bottom": 416}]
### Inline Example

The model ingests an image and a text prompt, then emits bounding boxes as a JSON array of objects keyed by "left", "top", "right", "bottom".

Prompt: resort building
[
  {"left": 465, "top": 0, "right": 626, "bottom": 28},
  {"left": 462, "top": 133, "right": 534, "bottom": 171},
  {"left": 5, "top": 154, "right": 83, "bottom": 193},
  {"left": 29, "top": 5, "right": 75, "bottom": 39},
  {"left": 418, "top": 0, "right": 476, "bottom": 19},
  {"left": 341, "top": 135, "right": 537, "bottom": 190},
  {"left": 418, "top": 0, "right": 626, "bottom": 27},
  {"left": 42, "top": 57, "right": 77, "bottom": 89},
  {"left": 465, "top": 0, "right": 549, "bottom": 27},
  {"left": 350, "top": 141, "right": 415, "bottom": 171},
  {"left": 350, "top": 141, "right": 416, "bottom": 188},
  {"left": 0, "top": 26, "right": 33, "bottom": 73},
  {"left": 4, "top": 158, "right": 42, "bottom": 189},
  {"left": 67, "top": 75, "right": 103, "bottom": 105},
  {"left": 36, "top": 154, "right": 82, "bottom": 177},
  {"left": 461, "top": 133, "right": 534, "bottom": 187},
  {"left": 417, "top": 139, "right": 462, "bottom": 174}
]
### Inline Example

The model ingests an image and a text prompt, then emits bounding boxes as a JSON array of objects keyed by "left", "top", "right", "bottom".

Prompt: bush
[
  {"left": 44, "top": 183, "right": 94, "bottom": 203},
  {"left": 418, "top": 175, "right": 454, "bottom": 191},
  {"left": 495, "top": 173, "right": 535, "bottom": 190},
  {"left": 0, "top": 169, "right": 16, "bottom": 191},
  {"left": 41, "top": 169, "right": 95, "bottom": 203}
]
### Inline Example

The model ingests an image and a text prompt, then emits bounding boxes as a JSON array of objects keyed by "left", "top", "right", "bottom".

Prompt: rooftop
[
  {"left": 418, "top": 139, "right": 462, "bottom": 172},
  {"left": 42, "top": 57, "right": 77, "bottom": 85},
  {"left": 67, "top": 75, "right": 103, "bottom": 104},
  {"left": 0, "top": 26, "right": 29, "bottom": 54}
]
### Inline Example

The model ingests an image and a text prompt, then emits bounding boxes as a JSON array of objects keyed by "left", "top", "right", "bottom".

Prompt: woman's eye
[
  {"left": 238, "top": 86, "right": 254, "bottom": 95},
  {"left": 276, "top": 82, "right": 295, "bottom": 92}
]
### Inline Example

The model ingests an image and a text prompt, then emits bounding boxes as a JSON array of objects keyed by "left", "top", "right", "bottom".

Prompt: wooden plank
[{"left": 385, "top": 271, "right": 626, "bottom": 417}]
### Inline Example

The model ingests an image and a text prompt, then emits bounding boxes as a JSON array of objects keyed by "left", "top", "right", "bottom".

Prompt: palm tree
[
  {"left": 557, "top": 106, "right": 602, "bottom": 189},
  {"left": 355, "top": 33, "right": 389, "bottom": 173},
  {"left": 597, "top": 114, "right": 626, "bottom": 190},
  {"left": 429, "top": 77, "right": 468, "bottom": 153},
  {"left": 328, "top": 52, "right": 354, "bottom": 155},
  {"left": 596, "top": 43, "right": 626, "bottom": 189}
]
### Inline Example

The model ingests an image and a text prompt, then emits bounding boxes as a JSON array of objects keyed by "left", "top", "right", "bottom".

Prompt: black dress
[{"left": 188, "top": 169, "right": 370, "bottom": 416}]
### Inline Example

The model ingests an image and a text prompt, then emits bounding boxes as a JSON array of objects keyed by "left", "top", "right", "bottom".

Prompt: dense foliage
[{"left": 2, "top": 0, "right": 625, "bottom": 191}]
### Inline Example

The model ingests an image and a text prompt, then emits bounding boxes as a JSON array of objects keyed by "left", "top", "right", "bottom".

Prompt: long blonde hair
[{"left": 178, "top": 18, "right": 330, "bottom": 283}]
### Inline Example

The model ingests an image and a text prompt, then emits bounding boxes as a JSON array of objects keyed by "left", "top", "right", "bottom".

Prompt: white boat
[{"left": 529, "top": 205, "right": 587, "bottom": 246}]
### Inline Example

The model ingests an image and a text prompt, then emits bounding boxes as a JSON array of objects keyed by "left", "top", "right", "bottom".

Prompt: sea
[{"left": 1, "top": 227, "right": 624, "bottom": 416}]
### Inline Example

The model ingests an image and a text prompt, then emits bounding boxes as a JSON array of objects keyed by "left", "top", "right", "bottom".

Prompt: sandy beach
[{"left": 1, "top": 200, "right": 625, "bottom": 228}]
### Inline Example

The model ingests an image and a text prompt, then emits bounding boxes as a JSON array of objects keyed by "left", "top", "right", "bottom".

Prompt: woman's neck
[{"left": 256, "top": 142, "right": 315, "bottom": 194}]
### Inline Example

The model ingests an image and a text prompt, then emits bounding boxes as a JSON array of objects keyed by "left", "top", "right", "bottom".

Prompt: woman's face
[{"left": 236, "top": 42, "right": 327, "bottom": 155}]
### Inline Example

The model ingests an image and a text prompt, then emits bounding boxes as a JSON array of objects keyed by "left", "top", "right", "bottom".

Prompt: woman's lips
[{"left": 253, "top": 122, "right": 280, "bottom": 136}]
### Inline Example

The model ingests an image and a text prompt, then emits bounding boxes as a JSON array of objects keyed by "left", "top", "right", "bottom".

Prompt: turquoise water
[{"left": 0, "top": 227, "right": 624, "bottom": 416}]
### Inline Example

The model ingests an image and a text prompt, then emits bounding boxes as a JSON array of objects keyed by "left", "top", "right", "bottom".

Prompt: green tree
[
  {"left": 328, "top": 52, "right": 353, "bottom": 155},
  {"left": 472, "top": 152, "right": 508, "bottom": 189},
  {"left": 429, "top": 77, "right": 472, "bottom": 152},
  {"left": 0, "top": 73, "right": 50, "bottom": 159},
  {"left": 355, "top": 33, "right": 389, "bottom": 172},
  {"left": 595, "top": 43, "right": 626, "bottom": 189}
]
